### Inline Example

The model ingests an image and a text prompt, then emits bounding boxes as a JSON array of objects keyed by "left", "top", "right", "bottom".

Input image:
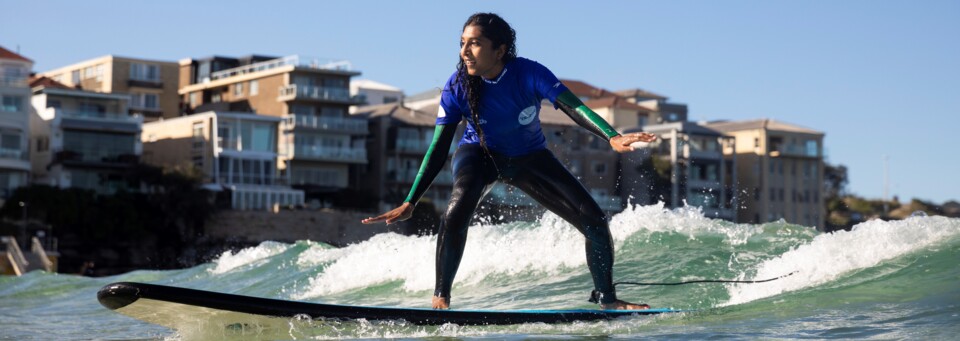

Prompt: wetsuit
[{"left": 404, "top": 57, "right": 624, "bottom": 305}]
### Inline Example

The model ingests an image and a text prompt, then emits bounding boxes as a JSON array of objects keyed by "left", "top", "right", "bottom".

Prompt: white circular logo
[{"left": 518, "top": 106, "right": 537, "bottom": 125}]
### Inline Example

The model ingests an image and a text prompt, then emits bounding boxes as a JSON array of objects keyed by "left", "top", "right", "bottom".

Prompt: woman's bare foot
[
  {"left": 432, "top": 295, "right": 450, "bottom": 309},
  {"left": 600, "top": 300, "right": 651, "bottom": 310}
]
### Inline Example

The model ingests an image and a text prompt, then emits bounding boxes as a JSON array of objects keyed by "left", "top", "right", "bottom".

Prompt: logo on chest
[{"left": 518, "top": 106, "right": 537, "bottom": 125}]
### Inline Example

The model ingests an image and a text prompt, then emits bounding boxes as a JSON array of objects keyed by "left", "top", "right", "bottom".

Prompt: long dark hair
[{"left": 456, "top": 13, "right": 517, "bottom": 150}]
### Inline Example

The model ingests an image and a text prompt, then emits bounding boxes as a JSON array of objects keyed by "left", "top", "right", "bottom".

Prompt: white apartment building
[{"left": 0, "top": 46, "right": 34, "bottom": 201}]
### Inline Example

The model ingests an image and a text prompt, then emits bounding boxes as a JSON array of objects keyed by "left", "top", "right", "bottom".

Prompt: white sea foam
[
  {"left": 292, "top": 203, "right": 759, "bottom": 299},
  {"left": 725, "top": 216, "right": 960, "bottom": 305},
  {"left": 208, "top": 241, "right": 291, "bottom": 274}
]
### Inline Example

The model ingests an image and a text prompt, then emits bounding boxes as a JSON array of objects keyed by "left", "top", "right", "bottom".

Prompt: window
[
  {"left": 36, "top": 137, "right": 49, "bottom": 152},
  {"left": 249, "top": 80, "right": 259, "bottom": 96},
  {"left": 593, "top": 162, "right": 607, "bottom": 175},
  {"left": 83, "top": 64, "right": 104, "bottom": 81},
  {"left": 383, "top": 96, "right": 398, "bottom": 104},
  {"left": 1, "top": 132, "right": 21, "bottom": 150},
  {"left": 192, "top": 122, "right": 204, "bottom": 149},
  {"left": 234, "top": 82, "right": 244, "bottom": 97},
  {"left": 130, "top": 63, "right": 160, "bottom": 82},
  {"left": 131, "top": 93, "right": 159, "bottom": 109},
  {"left": 1, "top": 96, "right": 23, "bottom": 112},
  {"left": 72, "top": 70, "right": 80, "bottom": 84},
  {"left": 321, "top": 106, "right": 345, "bottom": 116},
  {"left": 189, "top": 92, "right": 198, "bottom": 107},
  {"left": 805, "top": 140, "right": 819, "bottom": 157},
  {"left": 291, "top": 104, "right": 315, "bottom": 116}
]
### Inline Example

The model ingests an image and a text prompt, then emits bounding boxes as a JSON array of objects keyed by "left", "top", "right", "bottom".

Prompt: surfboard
[{"left": 98, "top": 281, "right": 683, "bottom": 329}]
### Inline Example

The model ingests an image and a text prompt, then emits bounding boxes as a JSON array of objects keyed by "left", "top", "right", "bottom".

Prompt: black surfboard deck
[{"left": 98, "top": 282, "right": 684, "bottom": 328}]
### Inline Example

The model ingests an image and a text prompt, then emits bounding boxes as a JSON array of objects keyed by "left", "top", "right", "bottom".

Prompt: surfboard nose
[{"left": 98, "top": 282, "right": 140, "bottom": 310}]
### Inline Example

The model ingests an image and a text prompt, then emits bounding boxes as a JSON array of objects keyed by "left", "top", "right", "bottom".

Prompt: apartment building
[
  {"left": 178, "top": 55, "right": 366, "bottom": 201},
  {"left": 354, "top": 102, "right": 456, "bottom": 212},
  {"left": 706, "top": 119, "right": 825, "bottom": 229},
  {"left": 0, "top": 46, "right": 33, "bottom": 202},
  {"left": 630, "top": 122, "right": 738, "bottom": 220},
  {"left": 539, "top": 102, "right": 624, "bottom": 212},
  {"left": 561, "top": 80, "right": 654, "bottom": 130},
  {"left": 40, "top": 56, "right": 179, "bottom": 121},
  {"left": 617, "top": 88, "right": 689, "bottom": 125},
  {"left": 141, "top": 111, "right": 303, "bottom": 210},
  {"left": 29, "top": 76, "right": 143, "bottom": 195},
  {"left": 350, "top": 79, "right": 404, "bottom": 110}
]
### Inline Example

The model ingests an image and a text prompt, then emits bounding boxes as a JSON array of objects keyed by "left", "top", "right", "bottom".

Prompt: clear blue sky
[{"left": 3, "top": 0, "right": 958, "bottom": 203}]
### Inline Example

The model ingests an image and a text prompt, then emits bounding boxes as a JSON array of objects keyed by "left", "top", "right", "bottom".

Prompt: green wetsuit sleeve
[
  {"left": 555, "top": 90, "right": 620, "bottom": 141},
  {"left": 404, "top": 123, "right": 458, "bottom": 204}
]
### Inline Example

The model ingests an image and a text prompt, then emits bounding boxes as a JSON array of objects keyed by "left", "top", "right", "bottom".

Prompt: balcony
[
  {"left": 0, "top": 148, "right": 27, "bottom": 161},
  {"left": 291, "top": 146, "right": 367, "bottom": 163},
  {"left": 0, "top": 76, "right": 28, "bottom": 87},
  {"left": 395, "top": 139, "right": 431, "bottom": 153},
  {"left": 770, "top": 145, "right": 819, "bottom": 158},
  {"left": 283, "top": 114, "right": 368, "bottom": 135},
  {"left": 209, "top": 55, "right": 356, "bottom": 81},
  {"left": 278, "top": 84, "right": 364, "bottom": 104},
  {"left": 591, "top": 193, "right": 624, "bottom": 212},
  {"left": 53, "top": 149, "right": 139, "bottom": 166},
  {"left": 387, "top": 168, "right": 453, "bottom": 185},
  {"left": 57, "top": 110, "right": 142, "bottom": 124}
]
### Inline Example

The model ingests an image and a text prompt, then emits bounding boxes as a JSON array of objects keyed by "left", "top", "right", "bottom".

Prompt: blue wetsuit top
[{"left": 437, "top": 57, "right": 569, "bottom": 157}]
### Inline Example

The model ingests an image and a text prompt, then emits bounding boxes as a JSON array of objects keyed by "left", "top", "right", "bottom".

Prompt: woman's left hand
[{"left": 609, "top": 132, "right": 657, "bottom": 153}]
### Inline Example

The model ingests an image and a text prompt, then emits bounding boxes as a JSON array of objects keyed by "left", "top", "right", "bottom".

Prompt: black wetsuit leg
[
  {"left": 434, "top": 144, "right": 498, "bottom": 299},
  {"left": 499, "top": 149, "right": 619, "bottom": 304}
]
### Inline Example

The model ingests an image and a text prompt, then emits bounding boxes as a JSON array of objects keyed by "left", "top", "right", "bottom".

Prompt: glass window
[
  {"left": 234, "top": 82, "right": 244, "bottom": 97},
  {"left": 130, "top": 63, "right": 160, "bottom": 81},
  {"left": 291, "top": 104, "right": 314, "bottom": 116},
  {"left": 250, "top": 123, "right": 274, "bottom": 152},
  {"left": 1, "top": 133, "right": 21, "bottom": 150},
  {"left": 806, "top": 140, "right": 819, "bottom": 157},
  {"left": 250, "top": 80, "right": 259, "bottom": 96},
  {"left": 1, "top": 96, "right": 23, "bottom": 112}
]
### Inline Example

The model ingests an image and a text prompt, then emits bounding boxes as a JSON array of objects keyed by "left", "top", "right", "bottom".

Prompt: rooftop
[
  {"left": 705, "top": 119, "right": 824, "bottom": 135},
  {"left": 0, "top": 45, "right": 33, "bottom": 63}
]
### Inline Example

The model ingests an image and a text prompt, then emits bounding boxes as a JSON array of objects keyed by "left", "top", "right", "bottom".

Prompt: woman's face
[{"left": 460, "top": 25, "right": 506, "bottom": 79}]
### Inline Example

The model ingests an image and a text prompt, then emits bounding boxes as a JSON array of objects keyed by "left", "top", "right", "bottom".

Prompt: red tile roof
[
  {"left": 0, "top": 45, "right": 32, "bottom": 63},
  {"left": 29, "top": 75, "right": 71, "bottom": 89},
  {"left": 584, "top": 96, "right": 653, "bottom": 113},
  {"left": 561, "top": 79, "right": 618, "bottom": 99}
]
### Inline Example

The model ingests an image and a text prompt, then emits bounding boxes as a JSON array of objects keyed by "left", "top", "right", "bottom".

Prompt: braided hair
[{"left": 455, "top": 13, "right": 517, "bottom": 150}]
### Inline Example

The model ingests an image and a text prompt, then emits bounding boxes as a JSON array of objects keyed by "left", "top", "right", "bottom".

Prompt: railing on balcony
[
  {"left": 772, "top": 145, "right": 819, "bottom": 158},
  {"left": 396, "top": 139, "right": 431, "bottom": 153},
  {"left": 54, "top": 149, "right": 139, "bottom": 164},
  {"left": 292, "top": 146, "right": 367, "bottom": 163},
  {"left": 210, "top": 55, "right": 353, "bottom": 81},
  {"left": 283, "top": 114, "right": 368, "bottom": 134},
  {"left": 0, "top": 148, "right": 27, "bottom": 161},
  {"left": 58, "top": 110, "right": 142, "bottom": 123},
  {"left": 0, "top": 76, "right": 28, "bottom": 87},
  {"left": 591, "top": 193, "right": 624, "bottom": 212},
  {"left": 387, "top": 168, "right": 453, "bottom": 185},
  {"left": 278, "top": 84, "right": 363, "bottom": 103},
  {"left": 218, "top": 175, "right": 285, "bottom": 186}
]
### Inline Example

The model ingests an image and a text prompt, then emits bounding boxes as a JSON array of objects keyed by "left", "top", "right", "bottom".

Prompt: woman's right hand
[{"left": 361, "top": 202, "right": 415, "bottom": 225}]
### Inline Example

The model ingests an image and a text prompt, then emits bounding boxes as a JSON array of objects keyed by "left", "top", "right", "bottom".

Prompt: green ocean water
[{"left": 2, "top": 203, "right": 959, "bottom": 340}]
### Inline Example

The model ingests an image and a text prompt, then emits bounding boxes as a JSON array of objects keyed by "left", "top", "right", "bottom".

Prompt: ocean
[{"left": 2, "top": 203, "right": 958, "bottom": 340}]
